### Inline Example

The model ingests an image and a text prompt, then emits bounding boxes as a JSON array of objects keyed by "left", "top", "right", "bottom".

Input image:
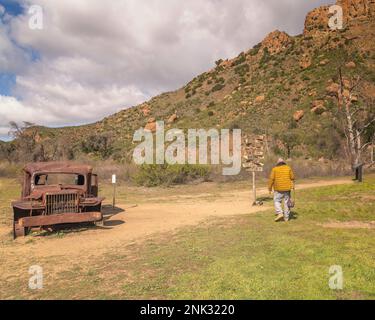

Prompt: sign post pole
[
  {"left": 242, "top": 134, "right": 265, "bottom": 207},
  {"left": 252, "top": 171, "right": 256, "bottom": 206},
  {"left": 112, "top": 174, "right": 117, "bottom": 209}
]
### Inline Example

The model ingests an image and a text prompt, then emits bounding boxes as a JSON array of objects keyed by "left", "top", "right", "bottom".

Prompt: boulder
[
  {"left": 308, "top": 90, "right": 317, "bottom": 97},
  {"left": 141, "top": 104, "right": 151, "bottom": 117},
  {"left": 326, "top": 83, "right": 340, "bottom": 96},
  {"left": 219, "top": 59, "right": 233, "bottom": 69},
  {"left": 351, "top": 95, "right": 358, "bottom": 102},
  {"left": 145, "top": 119, "right": 157, "bottom": 133},
  {"left": 261, "top": 30, "right": 292, "bottom": 55},
  {"left": 255, "top": 95, "right": 265, "bottom": 103},
  {"left": 343, "top": 89, "right": 351, "bottom": 99},
  {"left": 300, "top": 54, "right": 312, "bottom": 69},
  {"left": 167, "top": 113, "right": 178, "bottom": 124},
  {"left": 311, "top": 100, "right": 326, "bottom": 114},
  {"left": 343, "top": 79, "right": 351, "bottom": 88},
  {"left": 293, "top": 110, "right": 305, "bottom": 122},
  {"left": 345, "top": 61, "right": 356, "bottom": 69}
]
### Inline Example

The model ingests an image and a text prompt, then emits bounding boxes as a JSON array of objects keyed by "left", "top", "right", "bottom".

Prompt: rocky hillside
[{"left": 3, "top": 0, "right": 375, "bottom": 163}]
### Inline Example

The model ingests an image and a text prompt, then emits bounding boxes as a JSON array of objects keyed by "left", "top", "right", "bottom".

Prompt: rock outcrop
[
  {"left": 304, "top": 0, "right": 375, "bottom": 36},
  {"left": 167, "top": 113, "right": 178, "bottom": 124},
  {"left": 145, "top": 118, "right": 157, "bottom": 132},
  {"left": 337, "top": 0, "right": 375, "bottom": 23},
  {"left": 261, "top": 30, "right": 292, "bottom": 55},
  {"left": 304, "top": 5, "right": 331, "bottom": 36},
  {"left": 141, "top": 104, "right": 151, "bottom": 117}
]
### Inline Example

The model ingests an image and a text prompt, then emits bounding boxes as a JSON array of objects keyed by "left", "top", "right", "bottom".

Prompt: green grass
[
  {"left": 1, "top": 176, "right": 374, "bottom": 299},
  {"left": 116, "top": 178, "right": 375, "bottom": 300}
]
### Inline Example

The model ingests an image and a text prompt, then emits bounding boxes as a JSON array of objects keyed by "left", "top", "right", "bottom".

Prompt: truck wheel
[
  {"left": 13, "top": 222, "right": 26, "bottom": 239},
  {"left": 95, "top": 219, "right": 105, "bottom": 227}
]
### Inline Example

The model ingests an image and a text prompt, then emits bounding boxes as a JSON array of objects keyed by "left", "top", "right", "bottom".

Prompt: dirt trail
[{"left": 0, "top": 178, "right": 352, "bottom": 260}]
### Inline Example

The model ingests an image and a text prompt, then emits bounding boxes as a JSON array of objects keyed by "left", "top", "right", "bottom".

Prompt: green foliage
[
  {"left": 211, "top": 83, "right": 225, "bottom": 92},
  {"left": 81, "top": 133, "right": 114, "bottom": 159},
  {"left": 133, "top": 164, "right": 210, "bottom": 187},
  {"left": 215, "top": 59, "right": 223, "bottom": 66},
  {"left": 249, "top": 43, "right": 262, "bottom": 56},
  {"left": 259, "top": 47, "right": 271, "bottom": 65},
  {"left": 234, "top": 64, "right": 250, "bottom": 77},
  {"left": 232, "top": 53, "right": 246, "bottom": 66}
]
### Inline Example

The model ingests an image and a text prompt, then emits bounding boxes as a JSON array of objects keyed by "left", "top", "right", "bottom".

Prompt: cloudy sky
[{"left": 0, "top": 0, "right": 334, "bottom": 140}]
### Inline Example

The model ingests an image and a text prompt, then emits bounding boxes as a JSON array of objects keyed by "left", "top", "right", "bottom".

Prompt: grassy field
[{"left": 0, "top": 175, "right": 374, "bottom": 299}]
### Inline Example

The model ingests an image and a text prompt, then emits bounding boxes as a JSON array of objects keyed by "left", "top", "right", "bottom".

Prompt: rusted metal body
[{"left": 12, "top": 162, "right": 105, "bottom": 238}]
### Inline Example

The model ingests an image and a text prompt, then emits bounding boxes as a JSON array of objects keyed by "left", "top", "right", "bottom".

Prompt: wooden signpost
[
  {"left": 242, "top": 135, "right": 265, "bottom": 206},
  {"left": 112, "top": 174, "right": 117, "bottom": 208}
]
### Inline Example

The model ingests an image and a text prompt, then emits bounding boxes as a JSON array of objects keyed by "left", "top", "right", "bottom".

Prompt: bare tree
[
  {"left": 335, "top": 68, "right": 375, "bottom": 171},
  {"left": 8, "top": 121, "right": 40, "bottom": 162}
]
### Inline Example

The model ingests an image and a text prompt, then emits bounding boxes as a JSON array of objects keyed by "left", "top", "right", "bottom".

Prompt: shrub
[
  {"left": 212, "top": 83, "right": 225, "bottom": 92},
  {"left": 259, "top": 48, "right": 271, "bottom": 65},
  {"left": 250, "top": 44, "right": 261, "bottom": 56},
  {"left": 133, "top": 164, "right": 210, "bottom": 187},
  {"left": 81, "top": 133, "right": 114, "bottom": 159},
  {"left": 232, "top": 53, "right": 246, "bottom": 66},
  {"left": 0, "top": 162, "right": 22, "bottom": 178},
  {"left": 234, "top": 64, "right": 250, "bottom": 77}
]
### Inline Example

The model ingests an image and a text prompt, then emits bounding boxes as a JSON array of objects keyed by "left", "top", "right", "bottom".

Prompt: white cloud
[{"left": 0, "top": 0, "right": 334, "bottom": 140}]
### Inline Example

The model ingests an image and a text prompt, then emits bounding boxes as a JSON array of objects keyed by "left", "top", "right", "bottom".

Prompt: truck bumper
[{"left": 18, "top": 212, "right": 103, "bottom": 228}]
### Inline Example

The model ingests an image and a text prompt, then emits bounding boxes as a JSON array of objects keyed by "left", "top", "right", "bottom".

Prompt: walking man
[{"left": 268, "top": 158, "right": 295, "bottom": 222}]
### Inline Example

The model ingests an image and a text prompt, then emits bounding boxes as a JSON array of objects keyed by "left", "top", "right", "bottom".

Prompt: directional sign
[
  {"left": 242, "top": 134, "right": 266, "bottom": 173},
  {"left": 241, "top": 133, "right": 267, "bottom": 206}
]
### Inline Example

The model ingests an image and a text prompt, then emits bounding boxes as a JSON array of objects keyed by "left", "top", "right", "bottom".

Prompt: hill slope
[{"left": 2, "top": 0, "right": 375, "bottom": 163}]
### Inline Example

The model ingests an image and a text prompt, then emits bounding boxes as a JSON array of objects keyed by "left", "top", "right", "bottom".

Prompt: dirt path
[{"left": 0, "top": 178, "right": 352, "bottom": 261}]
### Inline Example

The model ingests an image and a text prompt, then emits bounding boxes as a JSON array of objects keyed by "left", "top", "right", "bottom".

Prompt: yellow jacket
[{"left": 268, "top": 164, "right": 295, "bottom": 192}]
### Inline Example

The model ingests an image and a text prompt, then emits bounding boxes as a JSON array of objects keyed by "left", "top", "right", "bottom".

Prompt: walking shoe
[{"left": 274, "top": 214, "right": 284, "bottom": 222}]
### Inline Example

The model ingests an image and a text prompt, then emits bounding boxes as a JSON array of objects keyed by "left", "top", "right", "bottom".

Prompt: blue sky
[
  {"left": 0, "top": 0, "right": 23, "bottom": 97},
  {"left": 0, "top": 73, "right": 16, "bottom": 95},
  {"left": 0, "top": 0, "right": 23, "bottom": 16}
]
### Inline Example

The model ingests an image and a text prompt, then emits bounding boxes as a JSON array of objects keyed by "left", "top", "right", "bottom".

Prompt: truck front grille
[{"left": 45, "top": 192, "right": 79, "bottom": 215}]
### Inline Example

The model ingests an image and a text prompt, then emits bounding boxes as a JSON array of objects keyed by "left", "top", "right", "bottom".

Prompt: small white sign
[{"left": 112, "top": 174, "right": 117, "bottom": 184}]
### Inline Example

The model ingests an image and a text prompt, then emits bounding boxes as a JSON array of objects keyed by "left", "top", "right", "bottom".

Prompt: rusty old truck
[{"left": 11, "top": 162, "right": 105, "bottom": 239}]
